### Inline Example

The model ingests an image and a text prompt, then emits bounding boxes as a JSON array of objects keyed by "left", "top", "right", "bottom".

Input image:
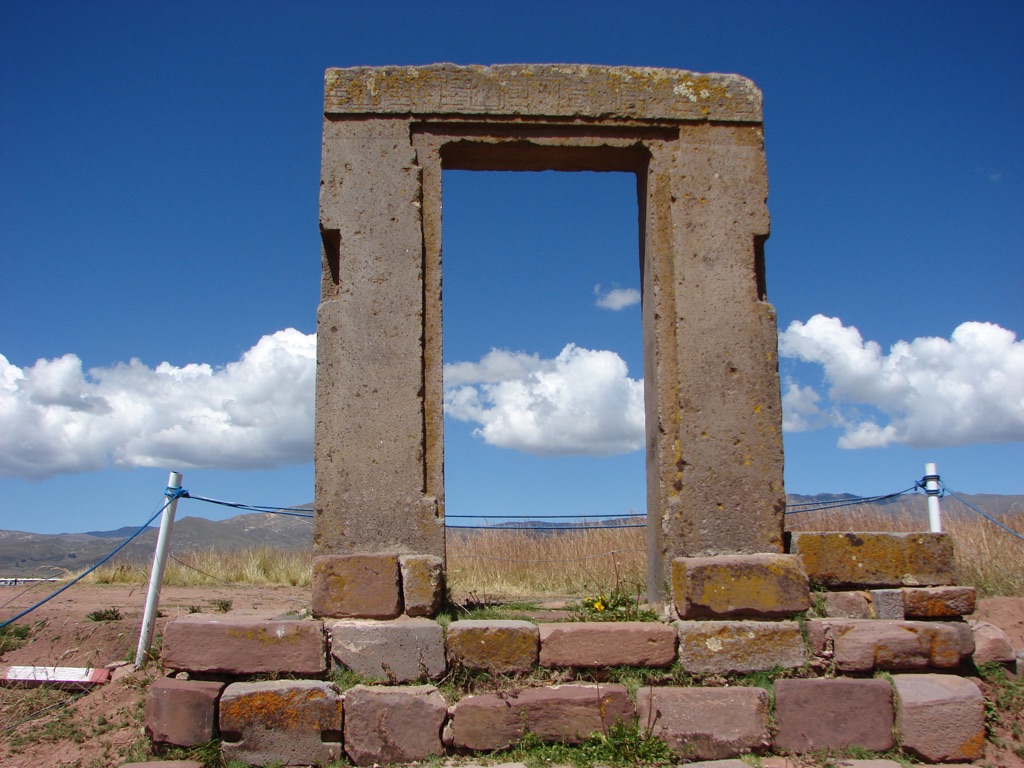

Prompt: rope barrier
[
  {"left": 784, "top": 486, "right": 919, "bottom": 514},
  {"left": 448, "top": 523, "right": 645, "bottom": 531},
  {"left": 451, "top": 547, "right": 646, "bottom": 564},
  {"left": 940, "top": 483, "right": 1024, "bottom": 542}
]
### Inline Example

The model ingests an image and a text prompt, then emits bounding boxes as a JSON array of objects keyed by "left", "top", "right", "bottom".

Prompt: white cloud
[
  {"left": 594, "top": 284, "right": 641, "bottom": 310},
  {"left": 778, "top": 315, "right": 1024, "bottom": 449},
  {"left": 444, "top": 344, "right": 645, "bottom": 456},
  {"left": 0, "top": 329, "right": 316, "bottom": 479}
]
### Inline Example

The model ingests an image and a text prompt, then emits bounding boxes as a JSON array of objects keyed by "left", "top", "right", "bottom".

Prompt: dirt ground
[{"left": 1, "top": 584, "right": 1021, "bottom": 768}]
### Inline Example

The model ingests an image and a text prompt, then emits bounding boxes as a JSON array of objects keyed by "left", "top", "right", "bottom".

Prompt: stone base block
[
  {"left": 774, "top": 678, "right": 894, "bottom": 752},
  {"left": 538, "top": 622, "right": 676, "bottom": 668},
  {"left": 903, "top": 586, "right": 976, "bottom": 618},
  {"left": 791, "top": 532, "right": 954, "bottom": 587},
  {"left": 330, "top": 617, "right": 445, "bottom": 682},
  {"left": 400, "top": 555, "right": 444, "bottom": 617},
  {"left": 161, "top": 617, "right": 327, "bottom": 676},
  {"left": 446, "top": 620, "right": 538, "bottom": 673},
  {"left": 672, "top": 554, "right": 810, "bottom": 619},
  {"left": 145, "top": 678, "right": 224, "bottom": 746},
  {"left": 675, "top": 620, "right": 806, "bottom": 674},
  {"left": 313, "top": 554, "right": 401, "bottom": 619},
  {"left": 893, "top": 673, "right": 985, "bottom": 762},
  {"left": 219, "top": 680, "right": 342, "bottom": 767},
  {"left": 828, "top": 619, "right": 973, "bottom": 672},
  {"left": 969, "top": 620, "right": 1016, "bottom": 666},
  {"left": 870, "top": 588, "right": 906, "bottom": 619},
  {"left": 450, "top": 683, "right": 633, "bottom": 751},
  {"left": 636, "top": 686, "right": 770, "bottom": 759},
  {"left": 820, "top": 590, "right": 873, "bottom": 618},
  {"left": 343, "top": 685, "right": 447, "bottom": 767}
]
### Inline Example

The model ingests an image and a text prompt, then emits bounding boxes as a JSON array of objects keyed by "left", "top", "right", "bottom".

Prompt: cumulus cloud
[
  {"left": 778, "top": 315, "right": 1024, "bottom": 449},
  {"left": 0, "top": 329, "right": 315, "bottom": 479},
  {"left": 444, "top": 344, "right": 645, "bottom": 455},
  {"left": 594, "top": 284, "right": 641, "bottom": 310}
]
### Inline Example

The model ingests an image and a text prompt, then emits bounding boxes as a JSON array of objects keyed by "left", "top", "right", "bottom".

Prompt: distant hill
[{"left": 1, "top": 493, "right": 1020, "bottom": 578}]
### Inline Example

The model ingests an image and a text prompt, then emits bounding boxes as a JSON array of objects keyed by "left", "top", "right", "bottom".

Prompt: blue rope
[
  {"left": 447, "top": 523, "right": 645, "bottom": 531},
  {"left": 184, "top": 493, "right": 314, "bottom": 519},
  {"left": 0, "top": 489, "right": 187, "bottom": 631},
  {"left": 940, "top": 483, "right": 1024, "bottom": 542},
  {"left": 785, "top": 486, "right": 918, "bottom": 515},
  {"left": 445, "top": 513, "right": 645, "bottom": 519}
]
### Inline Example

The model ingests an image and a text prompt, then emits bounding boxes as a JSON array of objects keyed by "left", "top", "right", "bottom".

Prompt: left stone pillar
[{"left": 315, "top": 116, "right": 443, "bottom": 617}]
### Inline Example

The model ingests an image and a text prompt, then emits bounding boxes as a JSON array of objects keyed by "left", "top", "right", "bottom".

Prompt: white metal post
[
  {"left": 135, "top": 471, "right": 182, "bottom": 668},
  {"left": 924, "top": 462, "right": 942, "bottom": 533}
]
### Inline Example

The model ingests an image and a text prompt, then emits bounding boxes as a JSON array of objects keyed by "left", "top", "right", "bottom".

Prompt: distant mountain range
[{"left": 1, "top": 493, "right": 1020, "bottom": 577}]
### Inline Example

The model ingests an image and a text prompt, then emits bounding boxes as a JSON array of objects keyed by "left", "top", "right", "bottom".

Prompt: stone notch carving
[{"left": 315, "top": 64, "right": 784, "bottom": 608}]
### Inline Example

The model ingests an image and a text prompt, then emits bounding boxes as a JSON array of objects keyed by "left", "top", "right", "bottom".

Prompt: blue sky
[{"left": 1, "top": 2, "right": 1021, "bottom": 535}]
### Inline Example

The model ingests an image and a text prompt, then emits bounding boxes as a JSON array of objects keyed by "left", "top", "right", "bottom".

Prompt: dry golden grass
[{"left": 74, "top": 506, "right": 1023, "bottom": 598}]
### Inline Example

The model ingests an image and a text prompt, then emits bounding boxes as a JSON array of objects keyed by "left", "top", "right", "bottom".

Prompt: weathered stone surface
[
  {"left": 821, "top": 590, "right": 873, "bottom": 618},
  {"left": 538, "top": 622, "right": 676, "bottom": 668},
  {"left": 145, "top": 678, "right": 223, "bottom": 746},
  {"left": 636, "top": 686, "right": 770, "bottom": 759},
  {"left": 122, "top": 762, "right": 205, "bottom": 768},
  {"left": 902, "top": 585, "right": 976, "bottom": 618},
  {"left": 330, "top": 617, "right": 445, "bottom": 682},
  {"left": 672, "top": 554, "right": 810, "bottom": 618},
  {"left": 400, "top": 555, "right": 444, "bottom": 617},
  {"left": 343, "top": 685, "right": 446, "bottom": 767},
  {"left": 774, "top": 678, "right": 894, "bottom": 752},
  {"left": 161, "top": 616, "right": 326, "bottom": 676},
  {"left": 828, "top": 619, "right": 974, "bottom": 671},
  {"left": 446, "top": 620, "right": 538, "bottom": 674},
  {"left": 315, "top": 65, "right": 785, "bottom": 605},
  {"left": 450, "top": 683, "right": 633, "bottom": 750},
  {"left": 219, "top": 680, "right": 342, "bottom": 767},
  {"left": 675, "top": 620, "right": 806, "bottom": 673},
  {"left": 869, "top": 588, "right": 905, "bottom": 619},
  {"left": 313, "top": 554, "right": 401, "bottom": 619},
  {"left": 791, "top": 532, "right": 955, "bottom": 587},
  {"left": 893, "top": 673, "right": 985, "bottom": 761},
  {"left": 969, "top": 620, "right": 1016, "bottom": 665}
]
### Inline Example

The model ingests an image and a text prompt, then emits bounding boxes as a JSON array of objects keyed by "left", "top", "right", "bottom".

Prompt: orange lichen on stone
[{"left": 672, "top": 554, "right": 810, "bottom": 618}]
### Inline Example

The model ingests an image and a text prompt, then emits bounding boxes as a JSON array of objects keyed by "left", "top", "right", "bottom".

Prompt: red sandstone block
[
  {"left": 161, "top": 616, "right": 326, "bottom": 676},
  {"left": 675, "top": 620, "right": 806, "bottom": 674},
  {"left": 145, "top": 677, "right": 224, "bottom": 746},
  {"left": 791, "top": 531, "right": 954, "bottom": 587},
  {"left": 672, "top": 554, "right": 810, "bottom": 618},
  {"left": 538, "top": 622, "right": 676, "bottom": 668},
  {"left": 450, "top": 683, "right": 633, "bottom": 750},
  {"left": 219, "top": 680, "right": 342, "bottom": 766},
  {"left": 330, "top": 617, "right": 446, "bottom": 682},
  {"left": 969, "top": 620, "right": 1016, "bottom": 665},
  {"left": 774, "top": 678, "right": 894, "bottom": 752},
  {"left": 636, "top": 686, "right": 770, "bottom": 759},
  {"left": 343, "top": 685, "right": 447, "bottom": 766},
  {"left": 446, "top": 620, "right": 539, "bottom": 673},
  {"left": 313, "top": 553, "right": 402, "bottom": 619},
  {"left": 893, "top": 674, "right": 985, "bottom": 762},
  {"left": 820, "top": 590, "right": 873, "bottom": 618},
  {"left": 829, "top": 619, "right": 973, "bottom": 672},
  {"left": 122, "top": 762, "right": 205, "bottom": 768},
  {"left": 902, "top": 586, "right": 976, "bottom": 618}
]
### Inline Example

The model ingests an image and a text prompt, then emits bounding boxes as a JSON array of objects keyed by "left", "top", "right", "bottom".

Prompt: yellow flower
[{"left": 593, "top": 600, "right": 605, "bottom": 611}]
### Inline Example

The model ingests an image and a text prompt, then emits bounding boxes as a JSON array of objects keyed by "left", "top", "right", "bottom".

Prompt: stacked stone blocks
[{"left": 146, "top": 531, "right": 1009, "bottom": 764}]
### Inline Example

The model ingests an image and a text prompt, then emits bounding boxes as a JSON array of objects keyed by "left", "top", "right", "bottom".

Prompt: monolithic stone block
[
  {"left": 675, "top": 620, "right": 806, "bottom": 674},
  {"left": 636, "top": 686, "right": 770, "bottom": 759},
  {"left": 892, "top": 673, "right": 985, "bottom": 762},
  {"left": 538, "top": 622, "right": 676, "bottom": 668},
  {"left": 330, "top": 617, "right": 445, "bottom": 682},
  {"left": 672, "top": 554, "right": 810, "bottom": 618},
  {"left": 969, "top": 620, "right": 1015, "bottom": 665},
  {"left": 773, "top": 678, "right": 894, "bottom": 752},
  {"left": 820, "top": 590, "right": 873, "bottom": 618},
  {"left": 400, "top": 555, "right": 444, "bottom": 617},
  {"left": 219, "top": 680, "right": 342, "bottom": 767},
  {"left": 446, "top": 620, "right": 538, "bottom": 674},
  {"left": 161, "top": 616, "right": 326, "bottom": 676},
  {"left": 791, "top": 532, "right": 954, "bottom": 587},
  {"left": 313, "top": 553, "right": 401, "bottom": 619},
  {"left": 145, "top": 678, "right": 224, "bottom": 746},
  {"left": 829, "top": 619, "right": 974, "bottom": 671},
  {"left": 450, "top": 683, "right": 633, "bottom": 750},
  {"left": 343, "top": 685, "right": 447, "bottom": 767},
  {"left": 902, "top": 585, "right": 976, "bottom": 618},
  {"left": 869, "top": 588, "right": 905, "bottom": 619}
]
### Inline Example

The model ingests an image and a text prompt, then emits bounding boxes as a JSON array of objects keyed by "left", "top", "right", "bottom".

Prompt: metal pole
[
  {"left": 135, "top": 471, "right": 182, "bottom": 668},
  {"left": 924, "top": 462, "right": 942, "bottom": 533}
]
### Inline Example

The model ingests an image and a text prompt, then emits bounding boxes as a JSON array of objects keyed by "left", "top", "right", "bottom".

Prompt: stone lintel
[{"left": 324, "top": 64, "right": 762, "bottom": 123}]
